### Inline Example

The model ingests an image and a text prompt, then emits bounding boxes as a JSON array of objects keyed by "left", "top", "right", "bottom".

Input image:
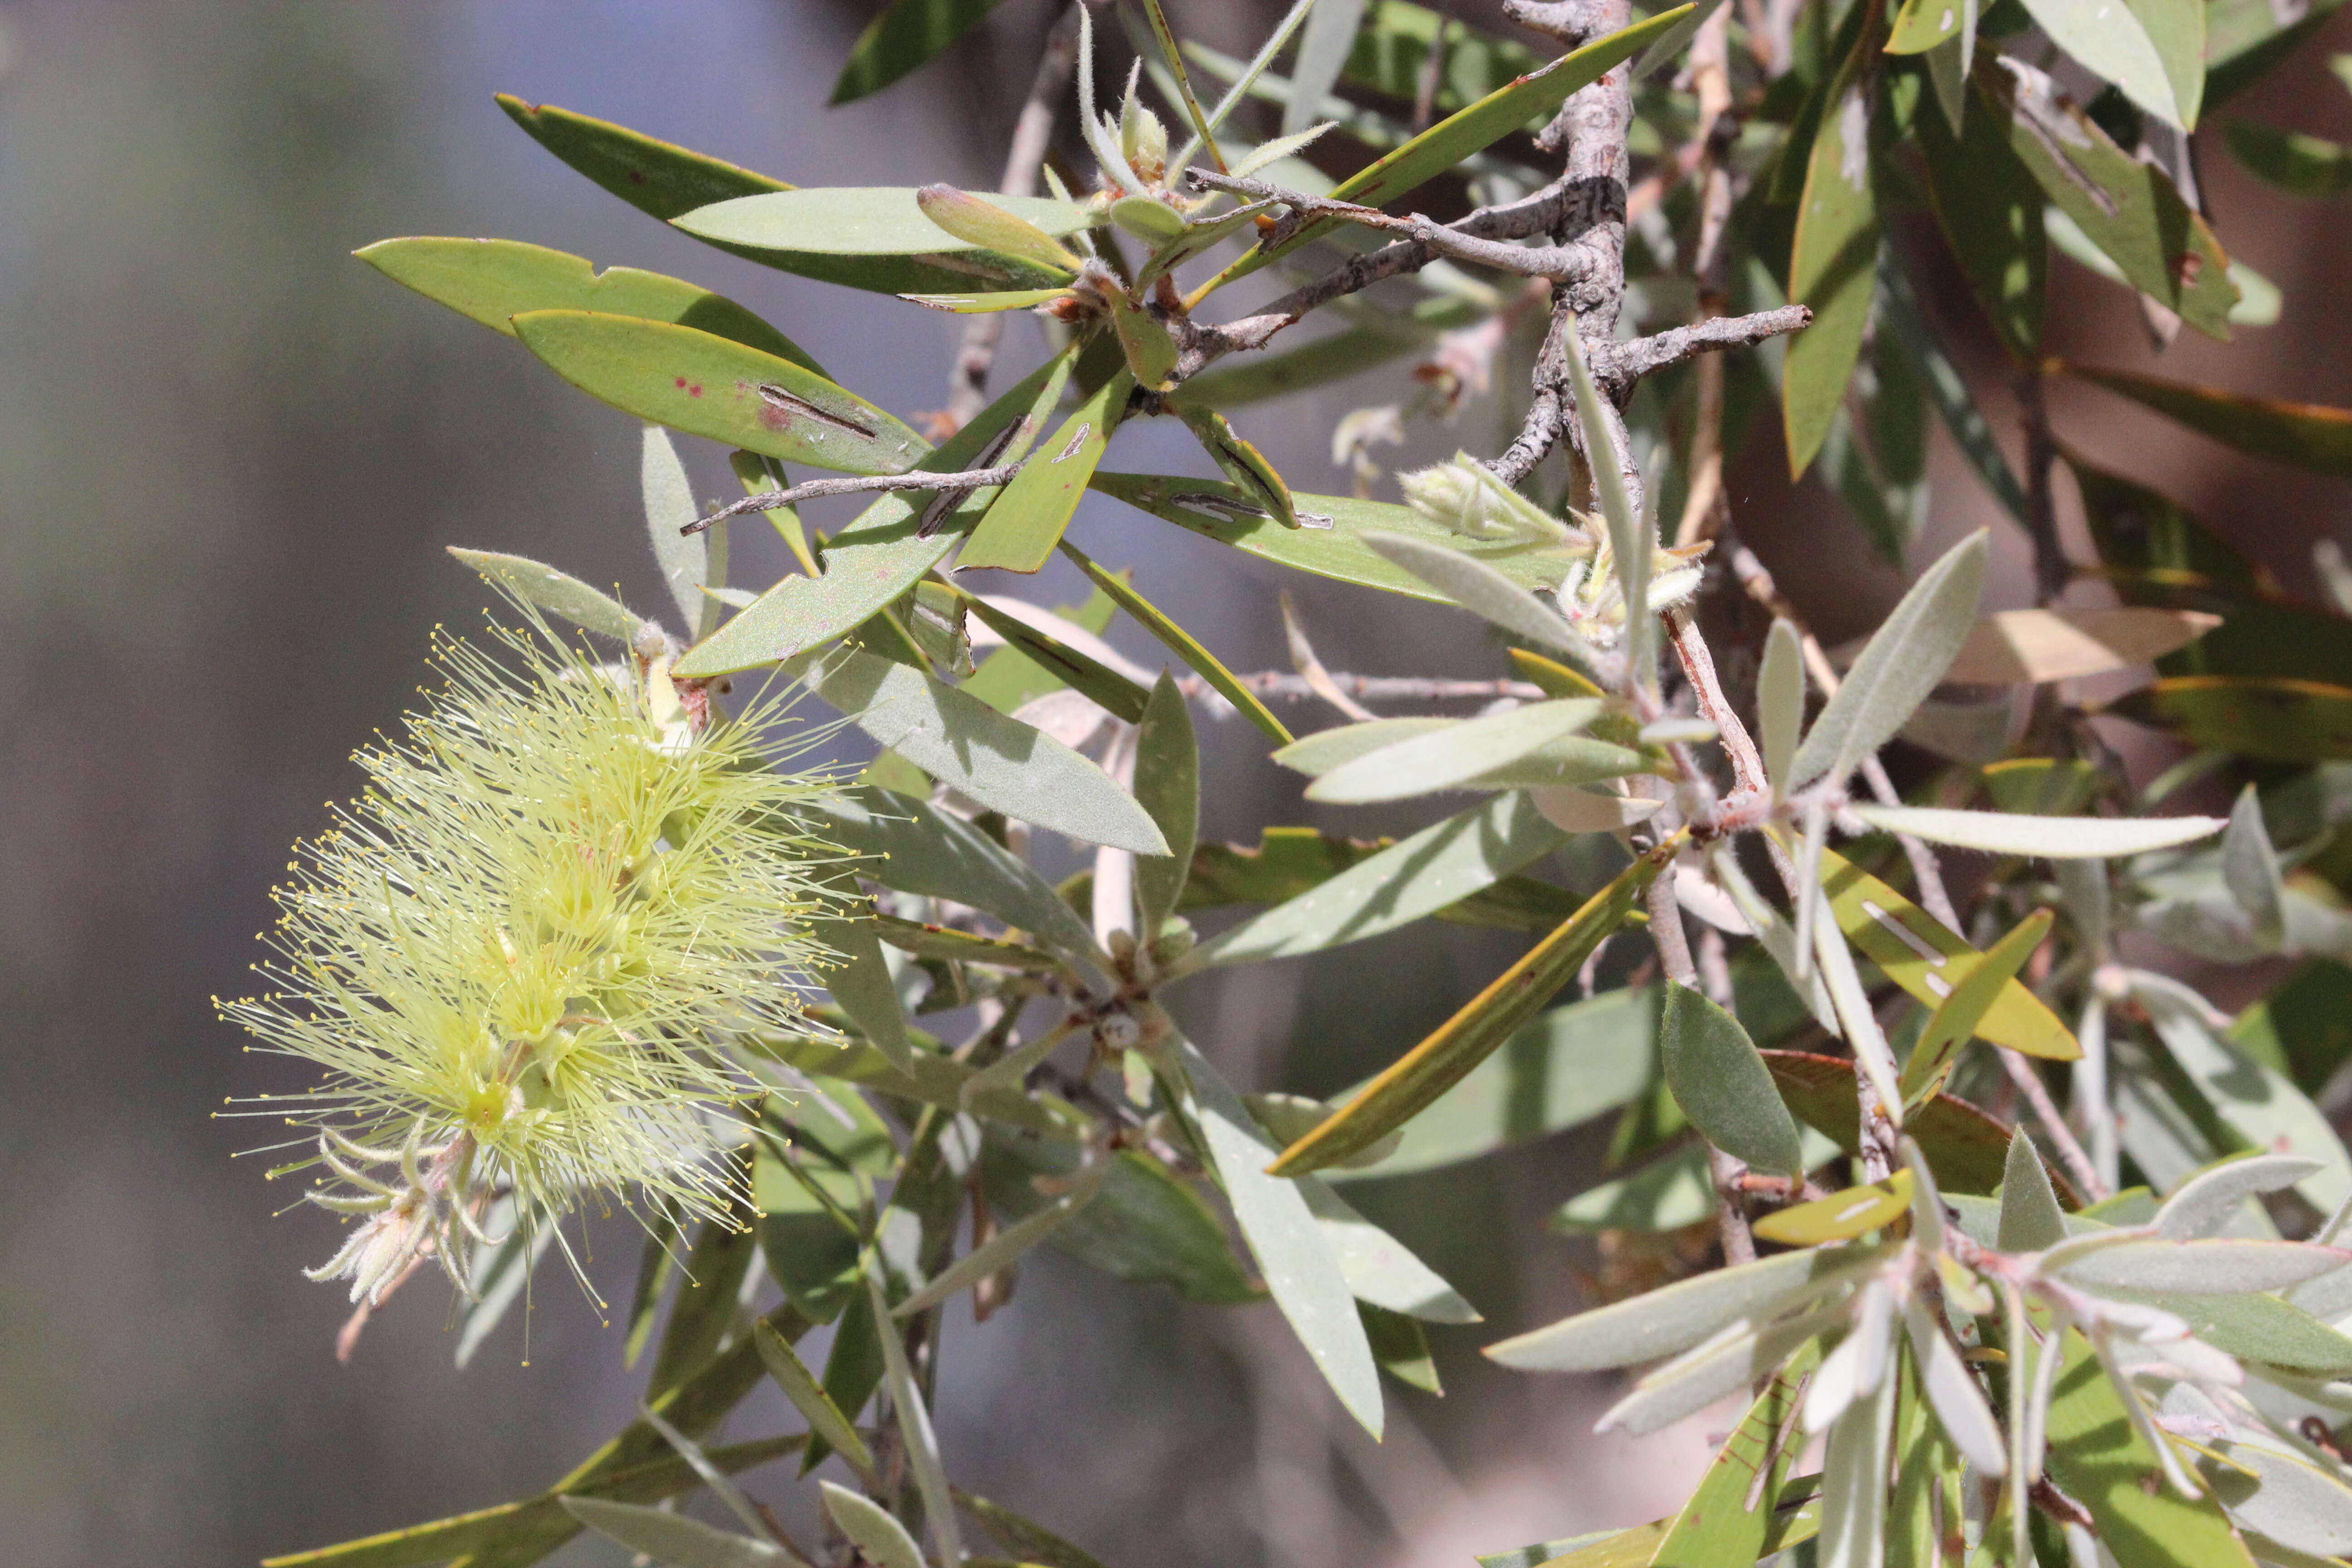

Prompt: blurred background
[{"left": 1, "top": 2, "right": 2348, "bottom": 1565}]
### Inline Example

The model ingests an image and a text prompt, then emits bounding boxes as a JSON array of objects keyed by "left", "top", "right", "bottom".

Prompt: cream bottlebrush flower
[{"left": 221, "top": 602, "right": 847, "bottom": 1307}]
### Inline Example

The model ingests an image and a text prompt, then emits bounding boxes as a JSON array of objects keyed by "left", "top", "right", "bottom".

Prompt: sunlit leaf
[
  {"left": 959, "top": 370, "right": 1133, "bottom": 574},
  {"left": 447, "top": 548, "right": 642, "bottom": 642},
  {"left": 1061, "top": 541, "right": 1294, "bottom": 743},
  {"left": 1753, "top": 1173, "right": 1914, "bottom": 1246},
  {"left": 1783, "top": 18, "right": 1882, "bottom": 477}
]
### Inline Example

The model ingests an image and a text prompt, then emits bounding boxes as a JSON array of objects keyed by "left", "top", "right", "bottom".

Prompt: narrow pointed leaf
[
  {"left": 1850, "top": 804, "right": 2224, "bottom": 858},
  {"left": 1784, "top": 20, "right": 1881, "bottom": 477},
  {"left": 2157, "top": 1153, "right": 2321, "bottom": 1240},
  {"left": 512, "top": 311, "right": 929, "bottom": 475},
  {"left": 1649, "top": 1342, "right": 1818, "bottom": 1568},
  {"left": 892, "top": 1161, "right": 1108, "bottom": 1318},
  {"left": 863, "top": 1273, "right": 965, "bottom": 1568},
  {"left": 2014, "top": 0, "right": 2181, "bottom": 126},
  {"left": 1998, "top": 1127, "right": 2069, "bottom": 1251},
  {"left": 1788, "top": 531, "right": 1986, "bottom": 790},
  {"left": 807, "top": 647, "right": 1166, "bottom": 854},
  {"left": 1198, "top": 792, "right": 1571, "bottom": 964},
  {"left": 1900, "top": 910, "right": 2053, "bottom": 1106},
  {"left": 1061, "top": 541, "right": 1292, "bottom": 743},
  {"left": 1361, "top": 531, "right": 1578, "bottom": 651},
  {"left": 559, "top": 1498, "right": 790, "bottom": 1568},
  {"left": 447, "top": 549, "right": 641, "bottom": 641},
  {"left": 1178, "top": 1041, "right": 1384, "bottom": 1436},
  {"left": 1267, "top": 841, "right": 1673, "bottom": 1175},
  {"left": 1753, "top": 1172, "right": 1915, "bottom": 1245},
  {"left": 916, "top": 185, "right": 1081, "bottom": 273},
  {"left": 1306, "top": 700, "right": 1601, "bottom": 803},
  {"left": 959, "top": 370, "right": 1132, "bottom": 573},
  {"left": 677, "top": 350, "right": 1070, "bottom": 676},
  {"left": 2223, "top": 782, "right": 2286, "bottom": 946},
  {"left": 495, "top": 94, "right": 789, "bottom": 220},
  {"left": 1134, "top": 673, "right": 1199, "bottom": 933},
  {"left": 1760, "top": 619, "right": 1805, "bottom": 794},
  {"left": 358, "top": 239, "right": 824, "bottom": 373},
  {"left": 754, "top": 1323, "right": 875, "bottom": 1483}
]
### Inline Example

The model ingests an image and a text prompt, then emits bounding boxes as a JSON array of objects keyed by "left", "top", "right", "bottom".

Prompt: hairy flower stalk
[{"left": 222, "top": 602, "right": 847, "bottom": 1308}]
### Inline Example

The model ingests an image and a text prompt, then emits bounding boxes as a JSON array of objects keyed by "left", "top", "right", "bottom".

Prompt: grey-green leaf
[
  {"left": 1178, "top": 1040, "right": 1382, "bottom": 1436},
  {"left": 808, "top": 647, "right": 1168, "bottom": 856},
  {"left": 2156, "top": 1153, "right": 2322, "bottom": 1240},
  {"left": 1760, "top": 618, "right": 1805, "bottom": 794},
  {"left": 2223, "top": 784, "right": 2287, "bottom": 947},
  {"left": 642, "top": 425, "right": 708, "bottom": 634},
  {"left": 1134, "top": 672, "right": 1199, "bottom": 934},
  {"left": 1998, "top": 1127, "right": 2068, "bottom": 1252},
  {"left": 1787, "top": 531, "right": 1987, "bottom": 791},
  {"left": 1360, "top": 532, "right": 1578, "bottom": 652},
  {"left": 1196, "top": 793, "right": 1569, "bottom": 965},
  {"left": 560, "top": 1498, "right": 792, "bottom": 1568},
  {"left": 1661, "top": 982, "right": 1804, "bottom": 1177},
  {"left": 447, "top": 548, "right": 642, "bottom": 641},
  {"left": 1305, "top": 700, "right": 1602, "bottom": 804},
  {"left": 818, "top": 1482, "right": 925, "bottom": 1568},
  {"left": 1299, "top": 1176, "right": 1482, "bottom": 1323},
  {"left": 1485, "top": 1241, "right": 1891, "bottom": 1372},
  {"left": 1851, "top": 803, "right": 2225, "bottom": 858},
  {"left": 678, "top": 186, "right": 1092, "bottom": 256}
]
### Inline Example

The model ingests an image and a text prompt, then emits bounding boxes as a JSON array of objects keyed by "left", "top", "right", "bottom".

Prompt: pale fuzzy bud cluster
[{"left": 222, "top": 599, "right": 848, "bottom": 1301}]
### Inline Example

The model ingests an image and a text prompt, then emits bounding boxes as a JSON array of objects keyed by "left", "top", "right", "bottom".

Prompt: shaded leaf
[
  {"left": 1134, "top": 673, "right": 1199, "bottom": 933},
  {"left": 2118, "top": 675, "right": 2352, "bottom": 762},
  {"left": 820, "top": 1483, "right": 925, "bottom": 1568},
  {"left": 755, "top": 1323, "right": 875, "bottom": 1482},
  {"left": 1946, "top": 607, "right": 2220, "bottom": 684},
  {"left": 2226, "top": 118, "right": 2352, "bottom": 196},
  {"left": 1198, "top": 792, "right": 1570, "bottom": 964},
  {"left": 959, "top": 369, "right": 1132, "bottom": 574},
  {"left": 1784, "top": 22, "right": 1882, "bottom": 476},
  {"left": 496, "top": 94, "right": 788, "bottom": 220},
  {"left": 1982, "top": 63, "right": 2237, "bottom": 338},
  {"left": 559, "top": 1498, "right": 787, "bottom": 1568},
  {"left": 956, "top": 590, "right": 1151, "bottom": 722},
  {"left": 1762, "top": 1050, "right": 2041, "bottom": 1196},
  {"left": 1360, "top": 1301, "right": 1442, "bottom": 1393},
  {"left": 1300, "top": 1176, "right": 1480, "bottom": 1322},
  {"left": 832, "top": 0, "right": 1011, "bottom": 103},
  {"left": 2063, "top": 360, "right": 2352, "bottom": 476},
  {"left": 1176, "top": 1041, "right": 1383, "bottom": 1436},
  {"left": 806, "top": 647, "right": 1168, "bottom": 855},
  {"left": 677, "top": 351, "right": 1070, "bottom": 676},
  {"left": 980, "top": 1128, "right": 1258, "bottom": 1302},
  {"left": 1061, "top": 541, "right": 1294, "bottom": 744},
  {"left": 1266, "top": 843, "right": 1672, "bottom": 1175},
  {"left": 1361, "top": 531, "right": 1579, "bottom": 652}
]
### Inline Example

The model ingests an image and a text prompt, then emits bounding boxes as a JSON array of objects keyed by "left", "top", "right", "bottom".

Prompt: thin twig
[
  {"left": 682, "top": 464, "right": 1026, "bottom": 535},
  {"left": 1188, "top": 168, "right": 1602, "bottom": 280},
  {"left": 1279, "top": 593, "right": 1378, "bottom": 721},
  {"left": 1997, "top": 1047, "right": 2106, "bottom": 1200}
]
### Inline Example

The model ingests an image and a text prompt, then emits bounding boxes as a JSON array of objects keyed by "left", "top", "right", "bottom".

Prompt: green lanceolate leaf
[
  {"left": 1305, "top": 700, "right": 1604, "bottom": 804},
  {"left": 1207, "top": 7, "right": 1691, "bottom": 290},
  {"left": 954, "top": 1488, "right": 1117, "bottom": 1568},
  {"left": 2061, "top": 360, "right": 2352, "bottom": 477},
  {"left": 1107, "top": 290, "right": 1182, "bottom": 392},
  {"left": 1661, "top": 981, "right": 1805, "bottom": 1177},
  {"left": 1788, "top": 531, "right": 1986, "bottom": 791},
  {"left": 559, "top": 1498, "right": 787, "bottom": 1568},
  {"left": 814, "top": 914, "right": 915, "bottom": 1072},
  {"left": 754, "top": 1322, "right": 876, "bottom": 1482},
  {"left": 511, "top": 311, "right": 928, "bottom": 475},
  {"left": 807, "top": 648, "right": 1168, "bottom": 855},
  {"left": 1651, "top": 1342, "right": 1819, "bottom": 1568},
  {"left": 1060, "top": 541, "right": 1293, "bottom": 744},
  {"left": 358, "top": 239, "right": 825, "bottom": 375},
  {"left": 1753, "top": 1171, "right": 1914, "bottom": 1245},
  {"left": 1177, "top": 1041, "right": 1384, "bottom": 1436},
  {"left": 954, "top": 590, "right": 1151, "bottom": 721},
  {"left": 916, "top": 184, "right": 1082, "bottom": 274},
  {"left": 959, "top": 369, "right": 1133, "bottom": 573},
  {"left": 446, "top": 549, "right": 642, "bottom": 641},
  {"left": 1198, "top": 792, "right": 1571, "bottom": 964},
  {"left": 1267, "top": 838, "right": 1673, "bottom": 1174},
  {"left": 1814, "top": 846, "right": 2078, "bottom": 1058},
  {"left": 495, "top": 94, "right": 788, "bottom": 220},
  {"left": 1487, "top": 1242, "right": 1891, "bottom": 1372},
  {"left": 1178, "top": 406, "right": 1296, "bottom": 524},
  {"left": 1902, "top": 911, "right": 2052, "bottom": 1107},
  {"left": 260, "top": 1436, "right": 807, "bottom": 1568},
  {"left": 1092, "top": 473, "right": 1568, "bottom": 602},
  {"left": 2039, "top": 1329, "right": 2262, "bottom": 1568},
  {"left": 1327, "top": 985, "right": 1660, "bottom": 1182},
  {"left": 676, "top": 186, "right": 1091, "bottom": 294},
  {"left": 832, "top": 0, "right": 1013, "bottom": 104},
  {"left": 1911, "top": 99, "right": 2043, "bottom": 360},
  {"left": 676, "top": 351, "right": 1071, "bottom": 676},
  {"left": 1849, "top": 804, "right": 2224, "bottom": 857},
  {"left": 1134, "top": 673, "right": 1200, "bottom": 934},
  {"left": 1361, "top": 1302, "right": 1443, "bottom": 1393},
  {"left": 1783, "top": 16, "right": 1881, "bottom": 477},
  {"left": 819, "top": 1482, "right": 924, "bottom": 1568},
  {"left": 1979, "top": 62, "right": 2237, "bottom": 338}
]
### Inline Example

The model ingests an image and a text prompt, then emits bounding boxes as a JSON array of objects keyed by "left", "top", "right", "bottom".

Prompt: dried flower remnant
[{"left": 220, "top": 599, "right": 847, "bottom": 1313}]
